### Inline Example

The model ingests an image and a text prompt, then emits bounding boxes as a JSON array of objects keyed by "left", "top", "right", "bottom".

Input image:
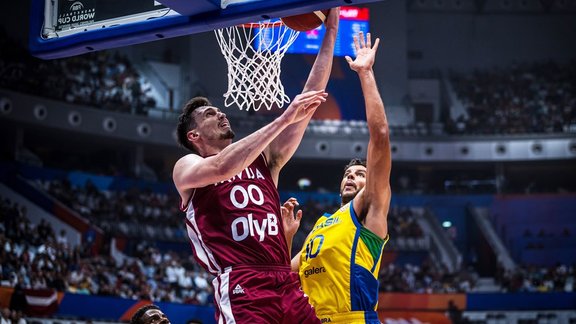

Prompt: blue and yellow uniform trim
[{"left": 299, "top": 200, "right": 389, "bottom": 324}]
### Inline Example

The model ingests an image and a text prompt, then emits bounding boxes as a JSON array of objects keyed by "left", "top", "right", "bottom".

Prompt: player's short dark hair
[
  {"left": 130, "top": 304, "right": 160, "bottom": 324},
  {"left": 343, "top": 158, "right": 366, "bottom": 172},
  {"left": 177, "top": 97, "right": 212, "bottom": 153}
]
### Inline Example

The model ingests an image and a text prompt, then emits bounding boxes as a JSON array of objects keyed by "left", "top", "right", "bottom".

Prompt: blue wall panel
[{"left": 467, "top": 292, "right": 576, "bottom": 311}]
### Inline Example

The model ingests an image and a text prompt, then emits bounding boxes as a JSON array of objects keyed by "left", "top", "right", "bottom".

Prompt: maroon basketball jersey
[{"left": 182, "top": 153, "right": 289, "bottom": 275}]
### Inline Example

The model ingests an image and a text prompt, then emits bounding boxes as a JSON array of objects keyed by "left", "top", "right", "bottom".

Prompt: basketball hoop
[{"left": 214, "top": 20, "right": 299, "bottom": 111}]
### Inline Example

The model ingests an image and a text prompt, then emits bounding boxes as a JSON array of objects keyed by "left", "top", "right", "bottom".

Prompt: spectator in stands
[
  {"left": 447, "top": 300, "right": 465, "bottom": 324},
  {"left": 1, "top": 308, "right": 11, "bottom": 324},
  {"left": 56, "top": 229, "right": 68, "bottom": 249},
  {"left": 9, "top": 284, "right": 27, "bottom": 314}
]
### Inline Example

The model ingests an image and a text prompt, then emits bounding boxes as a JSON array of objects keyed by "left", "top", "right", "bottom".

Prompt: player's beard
[
  {"left": 220, "top": 129, "right": 235, "bottom": 140},
  {"left": 340, "top": 190, "right": 356, "bottom": 206}
]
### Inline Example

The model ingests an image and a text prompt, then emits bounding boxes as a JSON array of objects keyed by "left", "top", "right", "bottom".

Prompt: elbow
[
  {"left": 370, "top": 124, "right": 390, "bottom": 142},
  {"left": 379, "top": 125, "right": 390, "bottom": 139}
]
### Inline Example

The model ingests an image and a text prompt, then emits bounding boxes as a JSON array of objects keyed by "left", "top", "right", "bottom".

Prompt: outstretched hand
[
  {"left": 345, "top": 31, "right": 380, "bottom": 72},
  {"left": 281, "top": 197, "right": 302, "bottom": 241},
  {"left": 283, "top": 90, "right": 328, "bottom": 124}
]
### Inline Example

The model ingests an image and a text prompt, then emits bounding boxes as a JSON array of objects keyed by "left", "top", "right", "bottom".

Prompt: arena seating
[
  {"left": 447, "top": 61, "right": 576, "bottom": 135},
  {"left": 3, "top": 30, "right": 575, "bottom": 138}
]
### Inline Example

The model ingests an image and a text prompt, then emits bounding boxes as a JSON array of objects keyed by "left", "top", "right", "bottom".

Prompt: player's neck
[{"left": 198, "top": 139, "right": 231, "bottom": 157}]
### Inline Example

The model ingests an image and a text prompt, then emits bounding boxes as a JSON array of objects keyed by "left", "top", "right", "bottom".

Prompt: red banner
[
  {"left": 24, "top": 288, "right": 59, "bottom": 316},
  {"left": 379, "top": 293, "right": 466, "bottom": 311},
  {"left": 339, "top": 6, "right": 370, "bottom": 21}
]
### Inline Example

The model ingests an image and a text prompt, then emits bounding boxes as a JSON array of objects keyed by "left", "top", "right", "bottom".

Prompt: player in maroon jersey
[{"left": 173, "top": 8, "right": 340, "bottom": 324}]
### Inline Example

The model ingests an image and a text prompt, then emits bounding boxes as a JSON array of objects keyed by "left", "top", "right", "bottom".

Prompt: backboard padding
[{"left": 29, "top": 0, "right": 384, "bottom": 59}]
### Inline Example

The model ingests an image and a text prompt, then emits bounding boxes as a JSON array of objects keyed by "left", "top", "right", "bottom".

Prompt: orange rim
[{"left": 238, "top": 20, "right": 284, "bottom": 29}]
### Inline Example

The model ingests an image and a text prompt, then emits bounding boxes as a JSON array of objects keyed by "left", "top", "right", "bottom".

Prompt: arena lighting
[
  {"left": 531, "top": 142, "right": 543, "bottom": 154},
  {"left": 298, "top": 178, "right": 311, "bottom": 190},
  {"left": 442, "top": 221, "right": 452, "bottom": 228},
  {"left": 137, "top": 123, "right": 151, "bottom": 138},
  {"left": 0, "top": 97, "right": 12, "bottom": 115},
  {"left": 33, "top": 104, "right": 47, "bottom": 120},
  {"left": 352, "top": 142, "right": 364, "bottom": 154},
  {"left": 316, "top": 141, "right": 330, "bottom": 153},
  {"left": 102, "top": 117, "right": 117, "bottom": 133},
  {"left": 569, "top": 141, "right": 576, "bottom": 155},
  {"left": 495, "top": 143, "right": 507, "bottom": 155},
  {"left": 68, "top": 111, "right": 82, "bottom": 127}
]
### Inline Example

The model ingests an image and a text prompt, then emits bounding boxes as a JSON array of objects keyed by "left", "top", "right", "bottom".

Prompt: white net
[{"left": 214, "top": 21, "right": 299, "bottom": 111}]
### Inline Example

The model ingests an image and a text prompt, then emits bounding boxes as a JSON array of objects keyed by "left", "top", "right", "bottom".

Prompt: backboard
[{"left": 30, "top": 0, "right": 384, "bottom": 59}]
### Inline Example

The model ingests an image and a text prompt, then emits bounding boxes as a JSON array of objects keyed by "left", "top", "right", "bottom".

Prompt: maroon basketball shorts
[{"left": 212, "top": 264, "right": 320, "bottom": 324}]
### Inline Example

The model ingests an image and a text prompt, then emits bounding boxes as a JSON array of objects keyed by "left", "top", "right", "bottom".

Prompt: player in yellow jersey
[{"left": 286, "top": 31, "right": 391, "bottom": 324}]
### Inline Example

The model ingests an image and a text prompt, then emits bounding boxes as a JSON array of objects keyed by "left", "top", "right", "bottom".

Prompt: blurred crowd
[
  {"left": 1, "top": 185, "right": 574, "bottom": 322},
  {"left": 1, "top": 176, "right": 433, "bottom": 307},
  {"left": 0, "top": 308, "right": 27, "bottom": 324},
  {"left": 0, "top": 30, "right": 156, "bottom": 115},
  {"left": 39, "top": 179, "right": 184, "bottom": 241},
  {"left": 496, "top": 263, "right": 575, "bottom": 293},
  {"left": 379, "top": 260, "right": 477, "bottom": 293},
  {"left": 3, "top": 30, "right": 575, "bottom": 137},
  {"left": 277, "top": 198, "right": 427, "bottom": 257},
  {"left": 448, "top": 60, "right": 576, "bottom": 135},
  {"left": 0, "top": 195, "right": 215, "bottom": 308},
  {"left": 34, "top": 178, "right": 427, "bottom": 248}
]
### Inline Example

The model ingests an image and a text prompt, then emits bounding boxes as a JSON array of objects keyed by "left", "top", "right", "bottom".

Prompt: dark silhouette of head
[{"left": 130, "top": 304, "right": 169, "bottom": 324}]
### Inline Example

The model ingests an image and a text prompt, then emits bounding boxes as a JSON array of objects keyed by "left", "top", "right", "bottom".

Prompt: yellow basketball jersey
[{"left": 298, "top": 201, "right": 388, "bottom": 323}]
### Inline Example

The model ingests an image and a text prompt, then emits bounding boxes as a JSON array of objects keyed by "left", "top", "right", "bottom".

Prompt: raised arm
[
  {"left": 173, "top": 90, "right": 327, "bottom": 196},
  {"left": 300, "top": 7, "right": 340, "bottom": 94},
  {"left": 265, "top": 8, "right": 340, "bottom": 184},
  {"left": 347, "top": 32, "right": 391, "bottom": 239}
]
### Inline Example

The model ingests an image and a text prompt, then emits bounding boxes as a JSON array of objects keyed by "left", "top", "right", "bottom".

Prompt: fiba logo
[
  {"left": 69, "top": 1, "right": 84, "bottom": 11},
  {"left": 58, "top": 0, "right": 95, "bottom": 25}
]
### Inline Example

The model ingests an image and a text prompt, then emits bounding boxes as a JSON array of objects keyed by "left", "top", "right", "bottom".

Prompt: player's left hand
[
  {"left": 284, "top": 90, "right": 327, "bottom": 124},
  {"left": 345, "top": 31, "right": 380, "bottom": 72},
  {"left": 281, "top": 197, "right": 302, "bottom": 240}
]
